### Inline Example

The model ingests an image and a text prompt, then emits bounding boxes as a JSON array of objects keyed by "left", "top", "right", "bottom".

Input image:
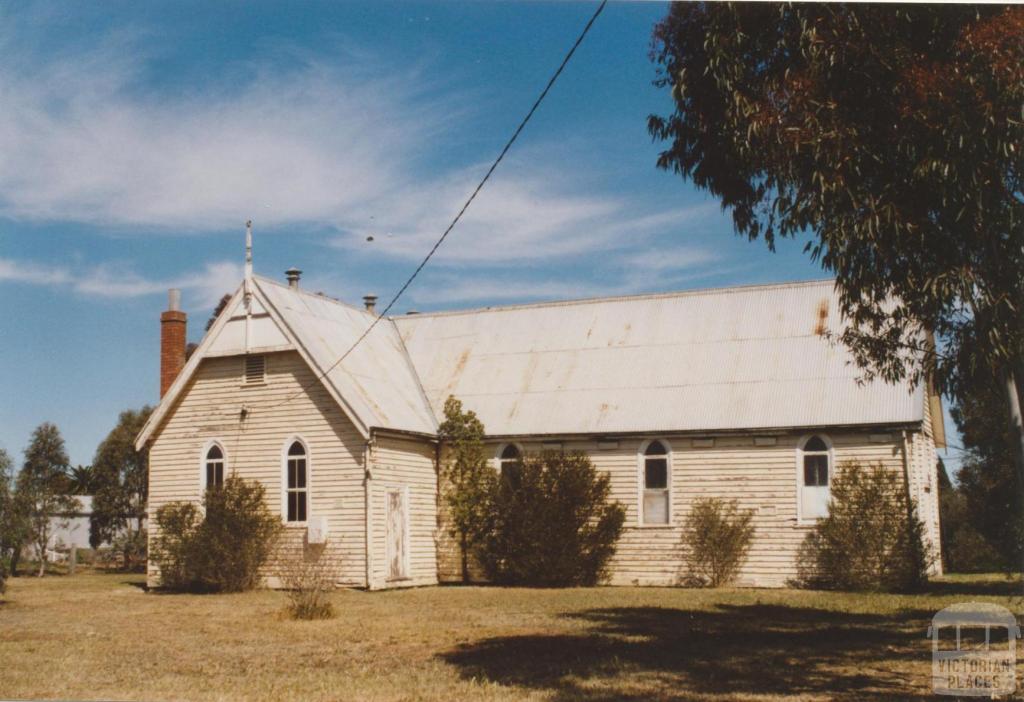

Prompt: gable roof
[
  {"left": 135, "top": 276, "right": 436, "bottom": 449},
  {"left": 255, "top": 277, "right": 436, "bottom": 435},
  {"left": 138, "top": 277, "right": 925, "bottom": 449},
  {"left": 393, "top": 279, "right": 924, "bottom": 436}
]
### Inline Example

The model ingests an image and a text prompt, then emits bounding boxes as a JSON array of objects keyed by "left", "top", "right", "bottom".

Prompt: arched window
[
  {"left": 799, "top": 435, "right": 832, "bottom": 520},
  {"left": 641, "top": 440, "right": 670, "bottom": 525},
  {"left": 284, "top": 440, "right": 309, "bottom": 523},
  {"left": 202, "top": 443, "right": 226, "bottom": 491},
  {"left": 498, "top": 444, "right": 522, "bottom": 473}
]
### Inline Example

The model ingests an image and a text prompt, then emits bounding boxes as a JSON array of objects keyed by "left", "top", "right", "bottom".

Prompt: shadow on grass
[
  {"left": 923, "top": 576, "right": 1022, "bottom": 598},
  {"left": 441, "top": 604, "right": 938, "bottom": 701}
]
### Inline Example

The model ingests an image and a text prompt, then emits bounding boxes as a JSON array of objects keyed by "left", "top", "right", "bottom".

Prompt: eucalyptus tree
[
  {"left": 90, "top": 407, "right": 153, "bottom": 568},
  {"left": 650, "top": 3, "right": 1024, "bottom": 473},
  {"left": 17, "top": 423, "right": 78, "bottom": 576}
]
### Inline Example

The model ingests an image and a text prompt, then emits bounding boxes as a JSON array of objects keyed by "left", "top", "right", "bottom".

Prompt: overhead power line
[{"left": 264, "top": 0, "right": 608, "bottom": 413}]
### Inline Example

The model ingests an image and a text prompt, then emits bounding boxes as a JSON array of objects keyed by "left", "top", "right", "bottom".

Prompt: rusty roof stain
[
  {"left": 394, "top": 279, "right": 924, "bottom": 436},
  {"left": 157, "top": 277, "right": 925, "bottom": 440}
]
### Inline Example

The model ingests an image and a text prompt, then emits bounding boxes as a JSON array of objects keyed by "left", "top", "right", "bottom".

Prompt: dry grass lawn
[{"left": 0, "top": 571, "right": 1020, "bottom": 701}]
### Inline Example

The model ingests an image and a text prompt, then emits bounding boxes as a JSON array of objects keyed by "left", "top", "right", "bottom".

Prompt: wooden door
[{"left": 386, "top": 488, "right": 408, "bottom": 581}]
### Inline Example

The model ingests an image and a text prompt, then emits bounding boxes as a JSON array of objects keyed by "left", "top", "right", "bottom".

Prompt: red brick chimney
[{"left": 160, "top": 289, "right": 187, "bottom": 398}]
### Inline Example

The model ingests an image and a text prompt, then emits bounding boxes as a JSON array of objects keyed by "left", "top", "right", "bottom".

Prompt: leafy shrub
[
  {"left": 939, "top": 482, "right": 1003, "bottom": 573},
  {"left": 107, "top": 527, "right": 148, "bottom": 572},
  {"left": 152, "top": 502, "right": 202, "bottom": 590},
  {"left": 279, "top": 542, "right": 335, "bottom": 620},
  {"left": 437, "top": 396, "right": 495, "bottom": 583},
  {"left": 946, "top": 526, "right": 1002, "bottom": 574},
  {"left": 152, "top": 476, "right": 282, "bottom": 592},
  {"left": 682, "top": 497, "right": 755, "bottom": 587},
  {"left": 477, "top": 451, "right": 625, "bottom": 586},
  {"left": 796, "top": 461, "right": 930, "bottom": 592}
]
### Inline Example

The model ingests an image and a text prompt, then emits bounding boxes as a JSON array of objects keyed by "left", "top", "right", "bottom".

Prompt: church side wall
[{"left": 438, "top": 429, "right": 921, "bottom": 587}]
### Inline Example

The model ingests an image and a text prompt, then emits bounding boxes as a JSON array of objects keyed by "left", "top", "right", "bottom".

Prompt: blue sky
[{"left": 0, "top": 1, "right": 962, "bottom": 472}]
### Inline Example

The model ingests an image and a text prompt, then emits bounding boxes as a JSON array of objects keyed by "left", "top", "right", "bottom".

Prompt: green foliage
[
  {"left": 0, "top": 447, "right": 25, "bottom": 581},
  {"left": 682, "top": 498, "right": 755, "bottom": 587},
  {"left": 67, "top": 465, "right": 98, "bottom": 495},
  {"left": 797, "top": 462, "right": 930, "bottom": 592},
  {"left": 16, "top": 423, "right": 79, "bottom": 577},
  {"left": 151, "top": 502, "right": 202, "bottom": 590},
  {"left": 0, "top": 450, "right": 7, "bottom": 590},
  {"left": 90, "top": 407, "right": 153, "bottom": 570},
  {"left": 152, "top": 476, "right": 282, "bottom": 592},
  {"left": 437, "top": 396, "right": 496, "bottom": 582},
  {"left": 944, "top": 369, "right": 1023, "bottom": 573},
  {"left": 477, "top": 451, "right": 625, "bottom": 587},
  {"left": 938, "top": 458, "right": 1003, "bottom": 573},
  {"left": 110, "top": 528, "right": 148, "bottom": 573},
  {"left": 650, "top": 4, "right": 1024, "bottom": 421}
]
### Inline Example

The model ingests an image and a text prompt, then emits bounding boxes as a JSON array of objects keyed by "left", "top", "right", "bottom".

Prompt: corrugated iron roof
[
  {"left": 256, "top": 277, "right": 437, "bottom": 435},
  {"left": 139, "top": 277, "right": 924, "bottom": 447},
  {"left": 392, "top": 279, "right": 924, "bottom": 436}
]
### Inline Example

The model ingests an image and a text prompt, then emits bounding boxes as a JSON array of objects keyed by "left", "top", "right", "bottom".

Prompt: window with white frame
[
  {"left": 642, "top": 440, "right": 670, "bottom": 525},
  {"left": 285, "top": 440, "right": 308, "bottom": 522},
  {"left": 800, "top": 435, "right": 831, "bottom": 520},
  {"left": 498, "top": 444, "right": 522, "bottom": 476},
  {"left": 203, "top": 443, "right": 225, "bottom": 490}
]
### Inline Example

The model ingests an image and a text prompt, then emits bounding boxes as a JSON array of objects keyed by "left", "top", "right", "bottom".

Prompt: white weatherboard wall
[
  {"left": 142, "top": 276, "right": 943, "bottom": 590},
  {"left": 437, "top": 422, "right": 940, "bottom": 587},
  {"left": 146, "top": 351, "right": 367, "bottom": 587},
  {"left": 367, "top": 434, "right": 438, "bottom": 589}
]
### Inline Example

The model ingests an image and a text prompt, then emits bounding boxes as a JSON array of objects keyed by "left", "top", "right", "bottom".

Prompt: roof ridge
[
  {"left": 253, "top": 275, "right": 372, "bottom": 316},
  {"left": 390, "top": 277, "right": 837, "bottom": 320}
]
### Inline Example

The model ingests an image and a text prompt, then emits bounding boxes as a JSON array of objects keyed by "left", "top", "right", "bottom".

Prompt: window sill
[{"left": 635, "top": 523, "right": 676, "bottom": 529}]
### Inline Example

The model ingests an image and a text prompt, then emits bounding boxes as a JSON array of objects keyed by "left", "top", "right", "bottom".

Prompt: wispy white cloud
[
  {"left": 334, "top": 169, "right": 718, "bottom": 264},
  {"left": 0, "top": 20, "right": 723, "bottom": 272},
  {"left": 0, "top": 27, "right": 451, "bottom": 231},
  {"left": 0, "top": 256, "right": 239, "bottom": 308},
  {"left": 619, "top": 246, "right": 719, "bottom": 273},
  {"left": 0, "top": 257, "right": 72, "bottom": 285},
  {"left": 406, "top": 244, "right": 725, "bottom": 306}
]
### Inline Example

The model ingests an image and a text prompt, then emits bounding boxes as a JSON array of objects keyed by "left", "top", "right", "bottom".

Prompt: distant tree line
[{"left": 0, "top": 408, "right": 152, "bottom": 581}]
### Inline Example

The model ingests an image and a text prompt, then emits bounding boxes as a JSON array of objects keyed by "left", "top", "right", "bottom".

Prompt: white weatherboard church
[{"left": 135, "top": 245, "right": 944, "bottom": 589}]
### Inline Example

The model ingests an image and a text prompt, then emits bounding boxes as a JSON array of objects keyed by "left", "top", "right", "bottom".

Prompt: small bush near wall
[
  {"left": 109, "top": 528, "right": 148, "bottom": 572},
  {"left": 152, "top": 502, "right": 202, "bottom": 590},
  {"left": 152, "top": 476, "right": 282, "bottom": 592},
  {"left": 682, "top": 498, "right": 755, "bottom": 587},
  {"left": 279, "top": 542, "right": 335, "bottom": 620},
  {"left": 796, "top": 461, "right": 930, "bottom": 593},
  {"left": 477, "top": 451, "right": 625, "bottom": 587},
  {"left": 437, "top": 396, "right": 495, "bottom": 584}
]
